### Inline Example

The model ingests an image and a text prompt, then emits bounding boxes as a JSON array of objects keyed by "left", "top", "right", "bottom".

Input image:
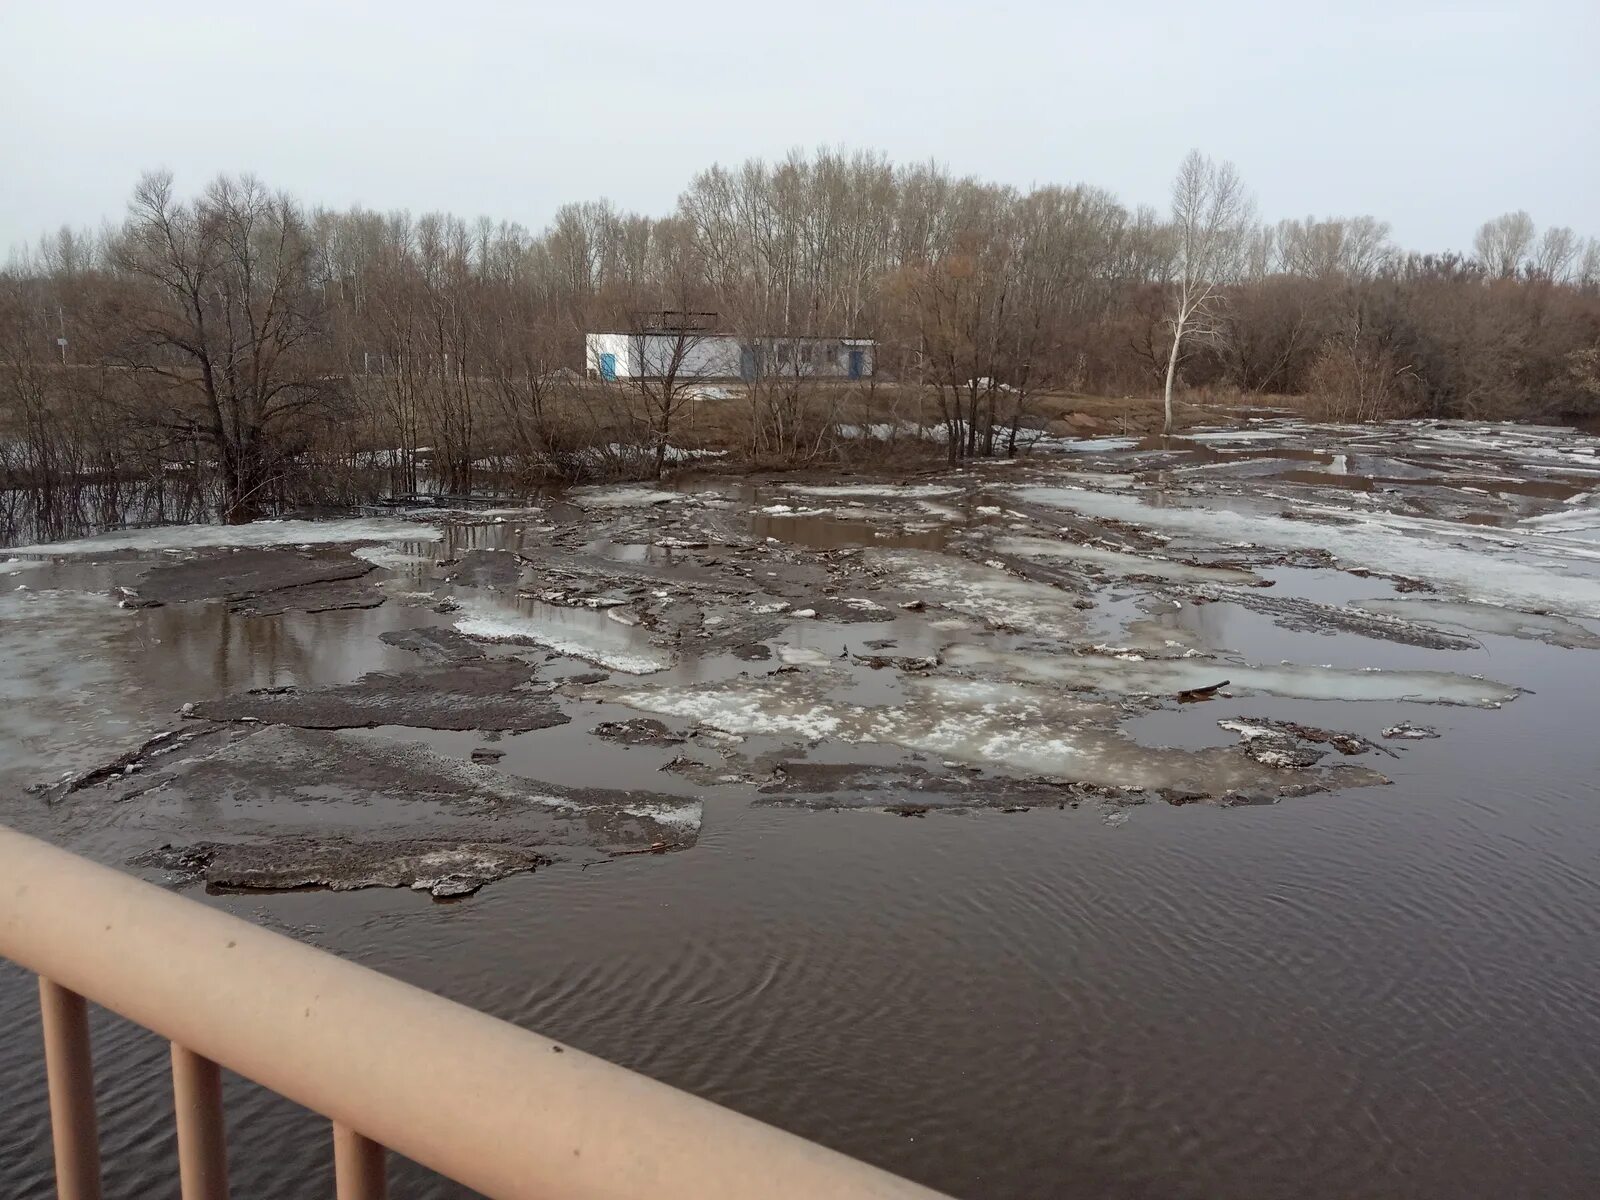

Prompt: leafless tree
[
  {"left": 110, "top": 172, "right": 335, "bottom": 522},
  {"left": 1160, "top": 151, "right": 1253, "bottom": 432},
  {"left": 1474, "top": 211, "right": 1536, "bottom": 277},
  {"left": 5, "top": 151, "right": 1600, "bottom": 544},
  {"left": 1580, "top": 240, "right": 1600, "bottom": 290},
  {"left": 1532, "top": 226, "right": 1580, "bottom": 281},
  {"left": 1276, "top": 215, "right": 1393, "bottom": 279}
]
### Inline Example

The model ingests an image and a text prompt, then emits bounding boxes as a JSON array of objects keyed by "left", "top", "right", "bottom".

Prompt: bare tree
[
  {"left": 1474, "top": 211, "right": 1536, "bottom": 277},
  {"left": 1161, "top": 151, "right": 1252, "bottom": 433},
  {"left": 1532, "top": 226, "right": 1580, "bottom": 281},
  {"left": 110, "top": 172, "right": 333, "bottom": 522},
  {"left": 1276, "top": 215, "right": 1393, "bottom": 279},
  {"left": 1580, "top": 239, "right": 1600, "bottom": 289},
  {"left": 600, "top": 304, "right": 717, "bottom": 480},
  {"left": 5, "top": 151, "right": 1600, "bottom": 539}
]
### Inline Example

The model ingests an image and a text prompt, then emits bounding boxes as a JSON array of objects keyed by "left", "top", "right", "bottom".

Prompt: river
[{"left": 1, "top": 417, "right": 1597, "bottom": 1198}]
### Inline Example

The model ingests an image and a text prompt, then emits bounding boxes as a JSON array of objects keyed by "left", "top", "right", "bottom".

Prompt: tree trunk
[{"left": 1162, "top": 319, "right": 1183, "bottom": 436}]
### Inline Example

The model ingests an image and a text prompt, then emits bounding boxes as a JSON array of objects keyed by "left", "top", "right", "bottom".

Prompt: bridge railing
[{"left": 0, "top": 826, "right": 951, "bottom": 1200}]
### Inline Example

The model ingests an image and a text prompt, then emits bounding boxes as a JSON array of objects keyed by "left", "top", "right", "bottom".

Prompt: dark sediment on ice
[{"left": 192, "top": 659, "right": 569, "bottom": 731}]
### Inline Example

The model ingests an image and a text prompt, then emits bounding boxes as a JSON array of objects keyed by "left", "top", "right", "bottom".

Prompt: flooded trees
[
  {"left": 111, "top": 173, "right": 336, "bottom": 523},
  {"left": 681, "top": 151, "right": 893, "bottom": 464},
  {"left": 3, "top": 152, "right": 1600, "bottom": 546}
]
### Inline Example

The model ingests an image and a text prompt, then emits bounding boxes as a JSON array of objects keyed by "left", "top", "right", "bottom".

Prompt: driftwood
[{"left": 1176, "top": 679, "right": 1231, "bottom": 703}]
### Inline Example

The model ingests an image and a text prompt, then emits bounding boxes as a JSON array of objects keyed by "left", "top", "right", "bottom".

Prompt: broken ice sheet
[
  {"left": 565, "top": 485, "right": 685, "bottom": 509},
  {"left": 587, "top": 670, "right": 1383, "bottom": 797},
  {"left": 1351, "top": 599, "right": 1600, "bottom": 650},
  {"left": 776, "top": 644, "right": 836, "bottom": 668},
  {"left": 192, "top": 657, "right": 570, "bottom": 731},
  {"left": 105, "top": 725, "right": 702, "bottom": 896},
  {"left": 1013, "top": 485, "right": 1600, "bottom": 618},
  {"left": 453, "top": 597, "right": 675, "bottom": 674},
  {"left": 991, "top": 535, "right": 1259, "bottom": 585},
  {"left": 942, "top": 643, "right": 1521, "bottom": 707},
  {"left": 781, "top": 483, "right": 963, "bottom": 499},
  {"left": 352, "top": 545, "right": 437, "bottom": 571},
  {"left": 868, "top": 549, "right": 1087, "bottom": 639},
  {"left": 946, "top": 643, "right": 1519, "bottom": 707}
]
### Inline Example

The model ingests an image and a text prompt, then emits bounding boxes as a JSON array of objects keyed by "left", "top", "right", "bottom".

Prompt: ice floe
[
  {"left": 566, "top": 486, "right": 685, "bottom": 508},
  {"left": 595, "top": 670, "right": 1382, "bottom": 795},
  {"left": 353, "top": 545, "right": 436, "bottom": 571},
  {"left": 776, "top": 644, "right": 835, "bottom": 667},
  {"left": 1013, "top": 485, "right": 1600, "bottom": 618},
  {"left": 992, "top": 535, "right": 1258, "bottom": 585},
  {"left": 943, "top": 644, "right": 1520, "bottom": 707},
  {"left": 1352, "top": 599, "right": 1600, "bottom": 649},
  {"left": 453, "top": 599, "right": 675, "bottom": 674},
  {"left": 869, "top": 549, "right": 1086, "bottom": 639},
  {"left": 782, "top": 483, "right": 962, "bottom": 500}
]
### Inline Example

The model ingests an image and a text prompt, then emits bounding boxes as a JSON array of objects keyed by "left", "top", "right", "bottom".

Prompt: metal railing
[{"left": 0, "top": 826, "right": 951, "bottom": 1200}]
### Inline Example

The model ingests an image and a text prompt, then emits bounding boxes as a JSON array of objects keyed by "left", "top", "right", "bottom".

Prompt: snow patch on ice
[
  {"left": 597, "top": 671, "right": 1372, "bottom": 794},
  {"left": 453, "top": 600, "right": 675, "bottom": 674},
  {"left": 622, "top": 800, "right": 704, "bottom": 829},
  {"left": 870, "top": 549, "right": 1086, "bottom": 639},
  {"left": 353, "top": 545, "right": 435, "bottom": 571},
  {"left": 776, "top": 644, "right": 835, "bottom": 667}
]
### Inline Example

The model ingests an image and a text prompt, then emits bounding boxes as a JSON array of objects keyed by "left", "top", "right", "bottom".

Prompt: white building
[{"left": 585, "top": 327, "right": 874, "bottom": 383}]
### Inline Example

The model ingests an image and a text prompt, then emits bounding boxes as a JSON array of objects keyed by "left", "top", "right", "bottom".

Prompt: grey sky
[{"left": 3, "top": 0, "right": 1596, "bottom": 259}]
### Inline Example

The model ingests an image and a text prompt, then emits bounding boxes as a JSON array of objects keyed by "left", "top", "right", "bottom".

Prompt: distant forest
[{"left": 3, "top": 148, "right": 1598, "bottom": 532}]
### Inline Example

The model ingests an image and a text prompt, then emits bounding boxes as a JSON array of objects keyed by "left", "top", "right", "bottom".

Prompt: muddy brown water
[{"left": 3, "top": 421, "right": 1600, "bottom": 1198}]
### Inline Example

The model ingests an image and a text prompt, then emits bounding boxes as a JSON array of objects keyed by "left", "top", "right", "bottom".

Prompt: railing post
[
  {"left": 333, "top": 1122, "right": 388, "bottom": 1200},
  {"left": 38, "top": 979, "right": 103, "bottom": 1200},
  {"left": 171, "top": 1043, "right": 229, "bottom": 1200}
]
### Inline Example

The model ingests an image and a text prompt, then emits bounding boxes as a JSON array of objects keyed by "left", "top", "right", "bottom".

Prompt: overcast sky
[{"left": 3, "top": 1, "right": 1596, "bottom": 259}]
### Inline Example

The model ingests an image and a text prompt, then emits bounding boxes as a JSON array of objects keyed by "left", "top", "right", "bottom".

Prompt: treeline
[{"left": 2, "top": 149, "right": 1598, "bottom": 533}]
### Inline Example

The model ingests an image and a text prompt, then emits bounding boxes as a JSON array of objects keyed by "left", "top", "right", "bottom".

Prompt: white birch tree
[{"left": 1161, "top": 151, "right": 1252, "bottom": 433}]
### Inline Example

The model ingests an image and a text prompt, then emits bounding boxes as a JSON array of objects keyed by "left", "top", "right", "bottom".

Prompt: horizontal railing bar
[{"left": 0, "top": 827, "right": 950, "bottom": 1200}]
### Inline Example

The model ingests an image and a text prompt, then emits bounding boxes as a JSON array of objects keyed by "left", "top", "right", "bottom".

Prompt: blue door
[
  {"left": 848, "top": 349, "right": 865, "bottom": 380},
  {"left": 599, "top": 352, "right": 617, "bottom": 381}
]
